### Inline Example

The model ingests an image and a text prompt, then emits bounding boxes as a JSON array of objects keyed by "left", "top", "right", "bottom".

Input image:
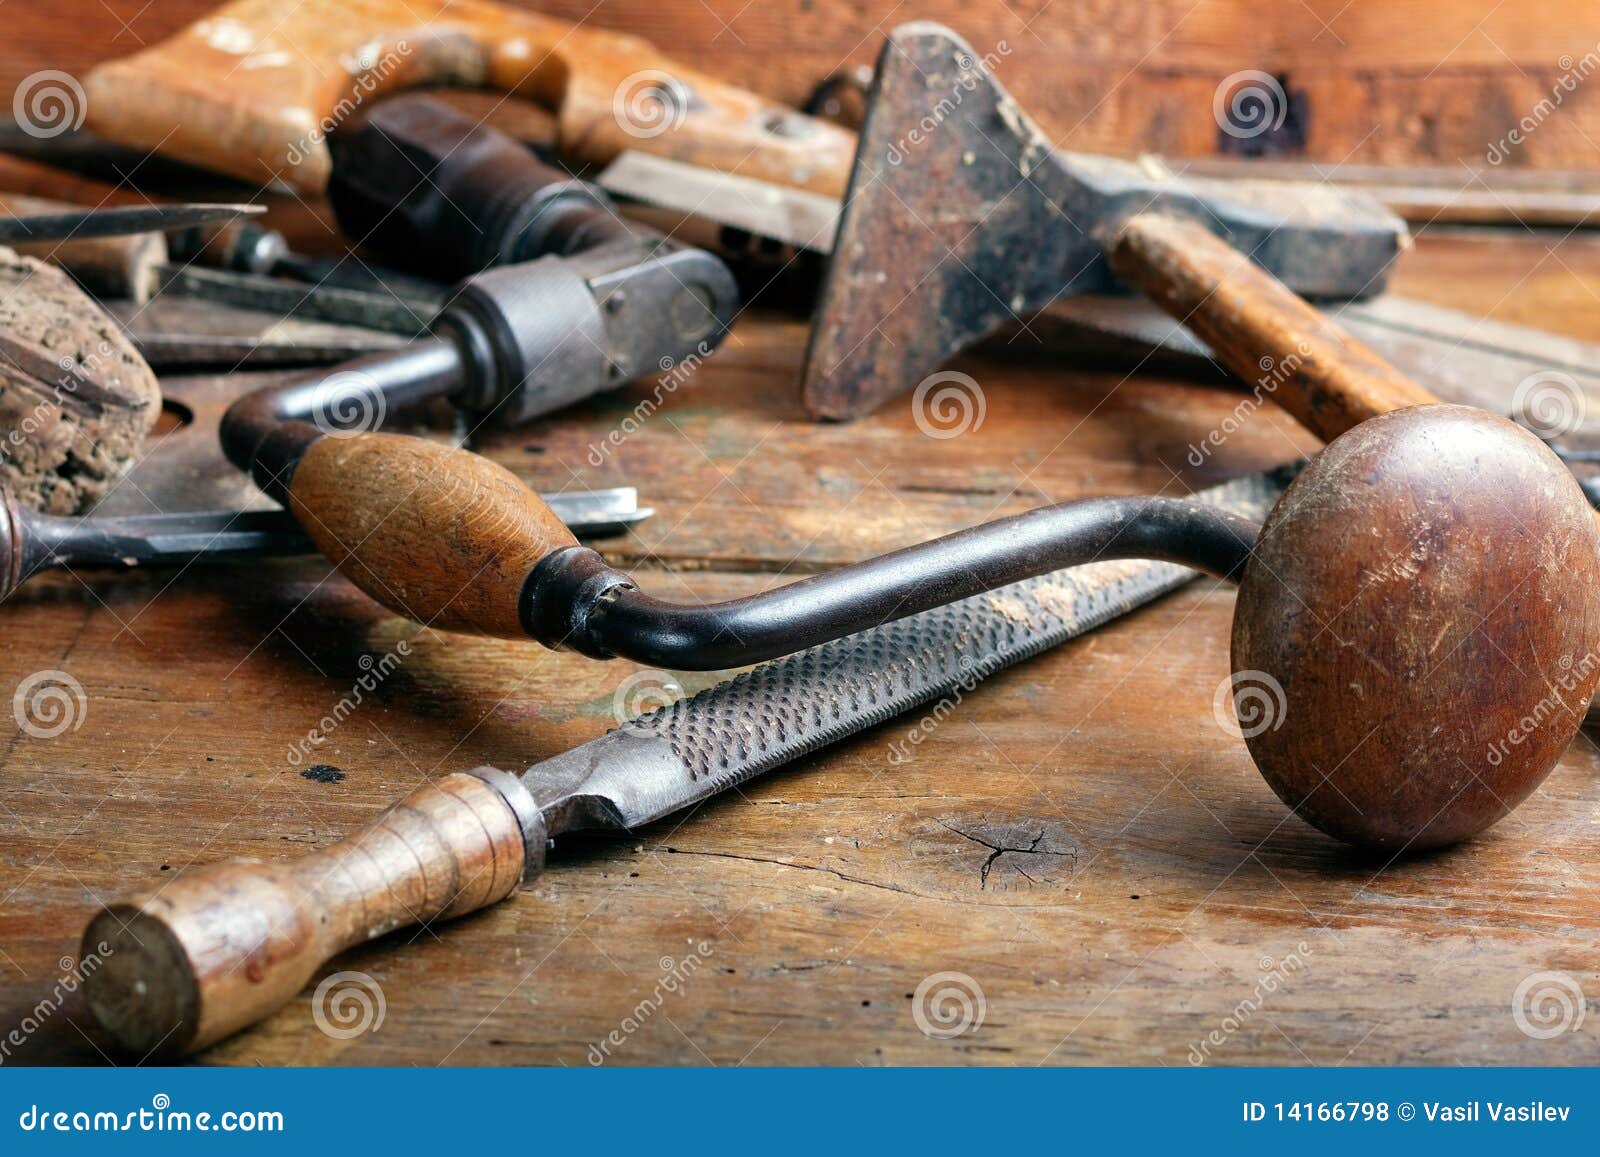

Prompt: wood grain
[
  {"left": 10, "top": 1, "right": 1600, "bottom": 172},
  {"left": 1108, "top": 212, "right": 1438, "bottom": 442},
  {"left": 287, "top": 432, "right": 578, "bottom": 636}
]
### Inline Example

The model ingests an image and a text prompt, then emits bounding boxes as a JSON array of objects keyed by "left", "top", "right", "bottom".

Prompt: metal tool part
[
  {"left": 0, "top": 201, "right": 263, "bottom": 243},
  {"left": 79, "top": 469, "right": 1286, "bottom": 1055},
  {"left": 600, "top": 150, "right": 841, "bottom": 253},
  {"left": 154, "top": 264, "right": 445, "bottom": 337},
  {"left": 800, "top": 22, "right": 1408, "bottom": 420},
  {"left": 0, "top": 487, "right": 653, "bottom": 602},
  {"left": 106, "top": 297, "right": 409, "bottom": 369},
  {"left": 524, "top": 495, "right": 1261, "bottom": 670}
]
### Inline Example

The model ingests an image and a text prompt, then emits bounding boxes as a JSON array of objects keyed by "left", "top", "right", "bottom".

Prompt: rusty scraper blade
[{"left": 800, "top": 22, "right": 1407, "bottom": 420}]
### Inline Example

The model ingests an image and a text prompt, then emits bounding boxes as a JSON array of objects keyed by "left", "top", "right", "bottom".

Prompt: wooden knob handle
[
  {"left": 1107, "top": 212, "right": 1439, "bottom": 443},
  {"left": 82, "top": 768, "right": 541, "bottom": 1057},
  {"left": 286, "top": 433, "right": 578, "bottom": 636}
]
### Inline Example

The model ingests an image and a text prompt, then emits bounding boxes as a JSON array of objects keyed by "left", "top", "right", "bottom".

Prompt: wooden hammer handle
[
  {"left": 84, "top": 0, "right": 856, "bottom": 196},
  {"left": 285, "top": 432, "right": 578, "bottom": 637},
  {"left": 1107, "top": 212, "right": 1440, "bottom": 442},
  {"left": 82, "top": 768, "right": 541, "bottom": 1056}
]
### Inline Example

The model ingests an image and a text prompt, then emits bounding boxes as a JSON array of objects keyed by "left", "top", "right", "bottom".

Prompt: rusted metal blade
[{"left": 800, "top": 21, "right": 1406, "bottom": 421}]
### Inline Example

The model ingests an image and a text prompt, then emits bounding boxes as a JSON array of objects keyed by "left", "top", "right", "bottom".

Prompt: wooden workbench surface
[{"left": 3, "top": 227, "right": 1600, "bottom": 1066}]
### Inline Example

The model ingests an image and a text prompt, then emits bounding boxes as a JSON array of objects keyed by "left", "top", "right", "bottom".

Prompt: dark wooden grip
[
  {"left": 286, "top": 433, "right": 577, "bottom": 636},
  {"left": 1107, "top": 212, "right": 1439, "bottom": 443},
  {"left": 82, "top": 769, "right": 538, "bottom": 1056}
]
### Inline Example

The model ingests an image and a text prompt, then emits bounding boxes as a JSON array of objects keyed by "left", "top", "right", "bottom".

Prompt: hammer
[
  {"left": 81, "top": 0, "right": 855, "bottom": 196},
  {"left": 801, "top": 23, "right": 1413, "bottom": 421}
]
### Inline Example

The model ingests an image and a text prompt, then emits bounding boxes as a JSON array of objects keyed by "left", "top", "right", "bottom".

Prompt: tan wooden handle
[
  {"left": 83, "top": 0, "right": 855, "bottom": 196},
  {"left": 285, "top": 433, "right": 578, "bottom": 636},
  {"left": 1107, "top": 212, "right": 1440, "bottom": 443},
  {"left": 82, "top": 768, "right": 540, "bottom": 1056}
]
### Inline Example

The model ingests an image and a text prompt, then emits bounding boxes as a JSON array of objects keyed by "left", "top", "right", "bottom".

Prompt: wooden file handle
[
  {"left": 83, "top": 0, "right": 856, "bottom": 196},
  {"left": 82, "top": 768, "right": 540, "bottom": 1057},
  {"left": 1106, "top": 212, "right": 1441, "bottom": 442},
  {"left": 285, "top": 433, "right": 578, "bottom": 636}
]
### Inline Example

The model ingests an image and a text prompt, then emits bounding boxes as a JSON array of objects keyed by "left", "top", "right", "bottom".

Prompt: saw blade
[{"left": 522, "top": 468, "right": 1292, "bottom": 836}]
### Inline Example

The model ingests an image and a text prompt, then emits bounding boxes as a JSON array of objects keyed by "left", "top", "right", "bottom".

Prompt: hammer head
[{"left": 801, "top": 22, "right": 1409, "bottom": 420}]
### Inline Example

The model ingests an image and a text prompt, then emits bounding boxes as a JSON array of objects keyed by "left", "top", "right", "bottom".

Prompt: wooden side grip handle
[
  {"left": 83, "top": 0, "right": 855, "bottom": 195},
  {"left": 82, "top": 768, "right": 540, "bottom": 1056},
  {"left": 286, "top": 433, "right": 577, "bottom": 636},
  {"left": 1107, "top": 212, "right": 1440, "bottom": 443}
]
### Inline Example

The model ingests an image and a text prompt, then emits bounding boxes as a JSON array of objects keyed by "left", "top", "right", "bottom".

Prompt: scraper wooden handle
[
  {"left": 1107, "top": 212, "right": 1440, "bottom": 442},
  {"left": 81, "top": 768, "right": 538, "bottom": 1056},
  {"left": 84, "top": 0, "right": 856, "bottom": 195}
]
